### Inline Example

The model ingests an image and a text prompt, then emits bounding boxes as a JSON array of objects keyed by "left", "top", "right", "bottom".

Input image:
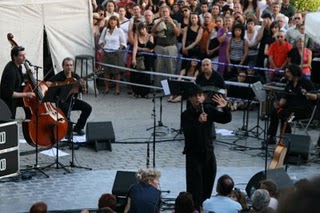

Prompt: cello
[{"left": 7, "top": 33, "right": 68, "bottom": 147}]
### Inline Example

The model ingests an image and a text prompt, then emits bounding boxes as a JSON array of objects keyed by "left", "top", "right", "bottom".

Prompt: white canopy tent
[
  {"left": 0, "top": 0, "right": 94, "bottom": 79},
  {"left": 305, "top": 12, "right": 320, "bottom": 45}
]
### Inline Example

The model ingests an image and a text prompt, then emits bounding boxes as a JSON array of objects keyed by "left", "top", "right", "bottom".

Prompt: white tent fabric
[
  {"left": 0, "top": 0, "right": 94, "bottom": 79},
  {"left": 305, "top": 12, "right": 320, "bottom": 45}
]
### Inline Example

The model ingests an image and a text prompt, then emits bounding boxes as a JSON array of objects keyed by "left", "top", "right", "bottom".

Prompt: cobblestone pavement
[{"left": 1, "top": 92, "right": 320, "bottom": 212}]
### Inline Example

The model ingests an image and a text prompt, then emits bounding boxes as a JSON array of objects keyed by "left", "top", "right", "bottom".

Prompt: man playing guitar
[{"left": 47, "top": 57, "right": 92, "bottom": 136}]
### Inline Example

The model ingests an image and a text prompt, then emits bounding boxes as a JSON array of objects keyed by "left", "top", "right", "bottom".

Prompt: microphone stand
[{"left": 22, "top": 65, "right": 49, "bottom": 178}]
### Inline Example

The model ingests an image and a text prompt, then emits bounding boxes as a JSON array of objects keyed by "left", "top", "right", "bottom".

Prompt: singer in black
[
  {"left": 265, "top": 64, "right": 315, "bottom": 144},
  {"left": 47, "top": 57, "right": 92, "bottom": 135},
  {"left": 0, "top": 46, "right": 35, "bottom": 119},
  {"left": 181, "top": 84, "right": 232, "bottom": 211}
]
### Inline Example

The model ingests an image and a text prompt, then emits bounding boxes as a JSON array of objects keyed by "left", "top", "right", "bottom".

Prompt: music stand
[
  {"left": 248, "top": 81, "right": 267, "bottom": 139},
  {"left": 165, "top": 80, "right": 195, "bottom": 138},
  {"left": 41, "top": 84, "right": 73, "bottom": 173}
]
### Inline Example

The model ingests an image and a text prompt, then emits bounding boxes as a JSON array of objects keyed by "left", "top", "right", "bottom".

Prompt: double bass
[{"left": 7, "top": 33, "right": 68, "bottom": 147}]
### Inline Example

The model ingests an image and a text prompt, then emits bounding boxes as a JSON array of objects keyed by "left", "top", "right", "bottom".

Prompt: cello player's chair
[
  {"left": 292, "top": 105, "right": 318, "bottom": 135},
  {"left": 74, "top": 55, "right": 97, "bottom": 97}
]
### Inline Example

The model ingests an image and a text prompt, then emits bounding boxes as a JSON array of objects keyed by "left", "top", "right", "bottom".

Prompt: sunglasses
[
  {"left": 295, "top": 17, "right": 301, "bottom": 20},
  {"left": 182, "top": 10, "right": 189, "bottom": 12},
  {"left": 277, "top": 35, "right": 283, "bottom": 38}
]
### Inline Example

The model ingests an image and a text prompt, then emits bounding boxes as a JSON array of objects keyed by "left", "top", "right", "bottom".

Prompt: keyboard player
[{"left": 265, "top": 64, "right": 315, "bottom": 145}]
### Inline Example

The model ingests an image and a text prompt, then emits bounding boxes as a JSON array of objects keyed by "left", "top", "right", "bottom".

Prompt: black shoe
[
  {"left": 73, "top": 127, "right": 85, "bottom": 136},
  {"left": 265, "top": 136, "right": 276, "bottom": 145}
]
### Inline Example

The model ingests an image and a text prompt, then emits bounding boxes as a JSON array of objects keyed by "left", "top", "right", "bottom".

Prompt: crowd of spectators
[
  {"left": 29, "top": 171, "right": 320, "bottom": 213},
  {"left": 91, "top": 0, "right": 320, "bottom": 98}
]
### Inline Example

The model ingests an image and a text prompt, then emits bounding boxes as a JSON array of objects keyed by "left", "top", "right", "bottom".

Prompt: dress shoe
[
  {"left": 73, "top": 127, "right": 85, "bottom": 136},
  {"left": 265, "top": 136, "right": 276, "bottom": 145}
]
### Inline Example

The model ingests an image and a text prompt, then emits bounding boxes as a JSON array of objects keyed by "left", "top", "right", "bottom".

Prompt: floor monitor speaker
[
  {"left": 283, "top": 133, "right": 311, "bottom": 164},
  {"left": 112, "top": 171, "right": 137, "bottom": 197},
  {"left": 246, "top": 168, "right": 293, "bottom": 197},
  {"left": 86, "top": 121, "right": 115, "bottom": 151}
]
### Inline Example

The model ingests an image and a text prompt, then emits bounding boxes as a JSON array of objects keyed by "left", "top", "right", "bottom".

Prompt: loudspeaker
[
  {"left": 283, "top": 133, "right": 311, "bottom": 164},
  {"left": 86, "top": 121, "right": 115, "bottom": 152},
  {"left": 112, "top": 171, "right": 137, "bottom": 197},
  {"left": 246, "top": 168, "right": 293, "bottom": 197}
]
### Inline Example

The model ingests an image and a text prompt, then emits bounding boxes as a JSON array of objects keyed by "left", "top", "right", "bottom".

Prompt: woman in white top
[
  {"left": 99, "top": 16, "right": 127, "bottom": 95},
  {"left": 244, "top": 18, "right": 259, "bottom": 66}
]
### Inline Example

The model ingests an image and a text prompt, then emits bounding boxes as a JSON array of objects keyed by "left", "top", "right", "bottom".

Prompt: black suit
[
  {"left": 0, "top": 61, "right": 24, "bottom": 119},
  {"left": 181, "top": 103, "right": 231, "bottom": 211}
]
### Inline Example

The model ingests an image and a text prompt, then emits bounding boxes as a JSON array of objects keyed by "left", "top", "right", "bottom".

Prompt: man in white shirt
[{"left": 203, "top": 174, "right": 242, "bottom": 213}]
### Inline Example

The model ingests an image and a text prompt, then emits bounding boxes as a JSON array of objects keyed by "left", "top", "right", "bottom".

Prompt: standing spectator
[
  {"left": 226, "top": 24, "right": 249, "bottom": 79},
  {"left": 181, "top": 85, "right": 232, "bottom": 211},
  {"left": 268, "top": 31, "right": 292, "bottom": 81},
  {"left": 276, "top": 14, "right": 287, "bottom": 32},
  {"left": 280, "top": 0, "right": 295, "bottom": 19},
  {"left": 245, "top": 18, "right": 259, "bottom": 67},
  {"left": 144, "top": 10, "right": 154, "bottom": 34},
  {"left": 261, "top": 0, "right": 274, "bottom": 16},
  {"left": 99, "top": 16, "right": 127, "bottom": 95},
  {"left": 207, "top": 16, "right": 223, "bottom": 71},
  {"left": 286, "top": 12, "right": 304, "bottom": 46},
  {"left": 97, "top": 5, "right": 107, "bottom": 31},
  {"left": 152, "top": 5, "right": 180, "bottom": 86},
  {"left": 199, "top": 1, "right": 209, "bottom": 24},
  {"left": 181, "top": 13, "right": 203, "bottom": 69},
  {"left": 202, "top": 174, "right": 242, "bottom": 213},
  {"left": 211, "top": 4, "right": 221, "bottom": 20},
  {"left": 243, "top": 0, "right": 260, "bottom": 20},
  {"left": 217, "top": 15, "right": 234, "bottom": 75},
  {"left": 233, "top": 2, "right": 243, "bottom": 14},
  {"left": 105, "top": 1, "right": 119, "bottom": 21},
  {"left": 200, "top": 12, "right": 215, "bottom": 59},
  {"left": 264, "top": 21, "right": 280, "bottom": 70},
  {"left": 256, "top": 12, "right": 272, "bottom": 77},
  {"left": 288, "top": 36, "right": 312, "bottom": 79},
  {"left": 124, "top": 168, "right": 161, "bottom": 213},
  {"left": 174, "top": 192, "right": 199, "bottom": 213}
]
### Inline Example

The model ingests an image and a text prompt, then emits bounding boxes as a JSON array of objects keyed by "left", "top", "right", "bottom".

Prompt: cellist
[{"left": 0, "top": 46, "right": 35, "bottom": 119}]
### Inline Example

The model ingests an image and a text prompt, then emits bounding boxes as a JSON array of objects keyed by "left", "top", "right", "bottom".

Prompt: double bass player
[{"left": 0, "top": 46, "right": 35, "bottom": 119}]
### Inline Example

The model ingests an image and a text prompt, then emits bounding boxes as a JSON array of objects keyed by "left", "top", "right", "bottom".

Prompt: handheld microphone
[{"left": 200, "top": 103, "right": 204, "bottom": 113}]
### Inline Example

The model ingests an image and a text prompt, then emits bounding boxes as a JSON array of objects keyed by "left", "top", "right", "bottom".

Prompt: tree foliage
[{"left": 291, "top": 0, "right": 320, "bottom": 12}]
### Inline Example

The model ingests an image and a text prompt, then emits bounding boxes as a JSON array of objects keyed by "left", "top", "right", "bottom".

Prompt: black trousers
[
  {"left": 268, "top": 106, "right": 312, "bottom": 137},
  {"left": 60, "top": 98, "right": 92, "bottom": 130},
  {"left": 186, "top": 152, "right": 217, "bottom": 211}
]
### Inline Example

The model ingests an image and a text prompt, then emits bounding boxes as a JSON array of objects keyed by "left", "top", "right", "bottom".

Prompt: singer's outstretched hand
[{"left": 212, "top": 94, "right": 227, "bottom": 108}]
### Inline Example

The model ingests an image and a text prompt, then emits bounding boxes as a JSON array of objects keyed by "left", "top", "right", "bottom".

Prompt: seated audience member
[
  {"left": 98, "top": 193, "right": 117, "bottom": 210},
  {"left": 124, "top": 168, "right": 161, "bottom": 213},
  {"left": 251, "top": 189, "right": 270, "bottom": 212},
  {"left": 277, "top": 176, "right": 320, "bottom": 213},
  {"left": 260, "top": 180, "right": 278, "bottom": 210},
  {"left": 29, "top": 201, "right": 48, "bottom": 213},
  {"left": 173, "top": 191, "right": 199, "bottom": 213},
  {"left": 168, "top": 57, "right": 200, "bottom": 103},
  {"left": 202, "top": 174, "right": 242, "bottom": 213},
  {"left": 230, "top": 189, "right": 248, "bottom": 211}
]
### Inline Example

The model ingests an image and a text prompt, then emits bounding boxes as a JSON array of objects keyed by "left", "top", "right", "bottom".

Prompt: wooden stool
[{"left": 74, "top": 55, "right": 97, "bottom": 96}]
